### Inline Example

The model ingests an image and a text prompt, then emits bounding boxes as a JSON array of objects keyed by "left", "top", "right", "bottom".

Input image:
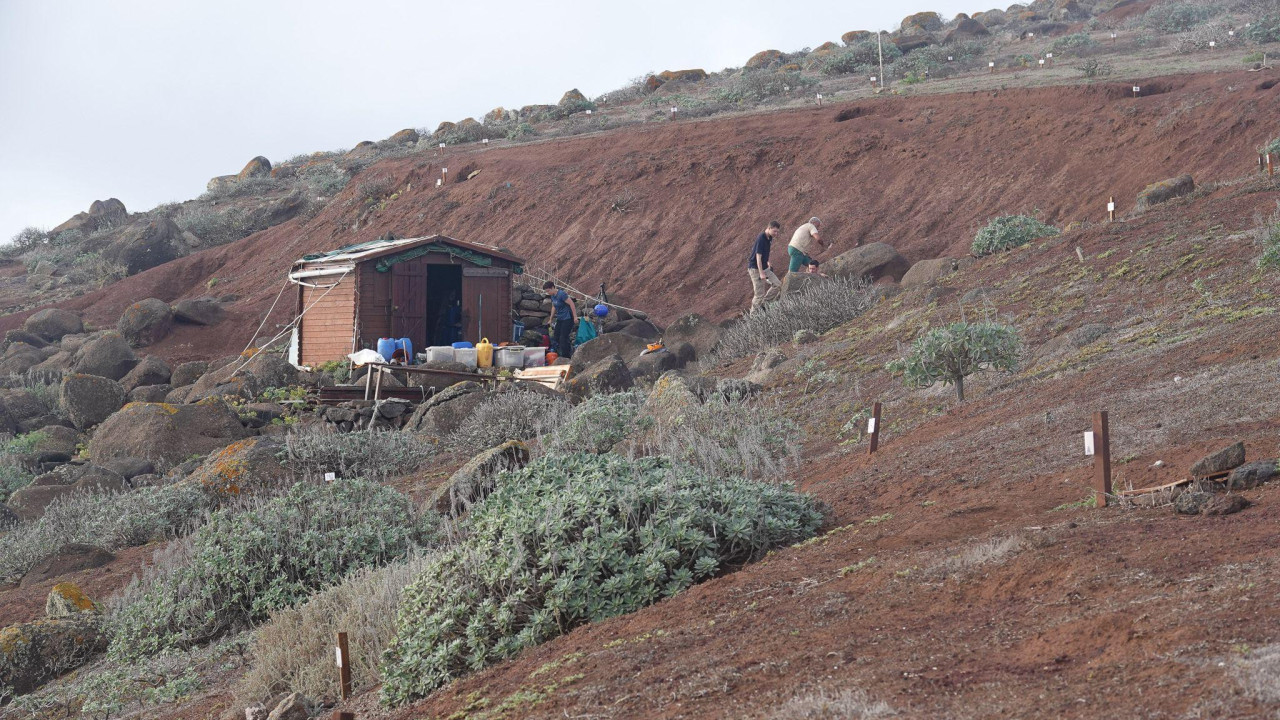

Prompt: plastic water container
[
  {"left": 522, "top": 346, "right": 546, "bottom": 368},
  {"left": 426, "top": 346, "right": 455, "bottom": 364},
  {"left": 496, "top": 345, "right": 525, "bottom": 368},
  {"left": 513, "top": 320, "right": 525, "bottom": 343},
  {"left": 376, "top": 338, "right": 396, "bottom": 362},
  {"left": 476, "top": 338, "right": 494, "bottom": 368},
  {"left": 454, "top": 347, "right": 478, "bottom": 370},
  {"left": 394, "top": 337, "right": 413, "bottom": 363}
]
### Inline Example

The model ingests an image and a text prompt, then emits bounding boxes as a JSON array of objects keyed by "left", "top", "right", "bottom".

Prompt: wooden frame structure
[{"left": 288, "top": 235, "right": 524, "bottom": 367}]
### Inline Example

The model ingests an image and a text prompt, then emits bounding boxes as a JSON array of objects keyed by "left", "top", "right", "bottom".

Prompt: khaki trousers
[{"left": 748, "top": 268, "right": 782, "bottom": 313}]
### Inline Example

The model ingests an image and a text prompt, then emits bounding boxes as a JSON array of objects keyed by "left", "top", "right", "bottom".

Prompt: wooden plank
[
  {"left": 1093, "top": 411, "right": 1113, "bottom": 507},
  {"left": 1118, "top": 478, "right": 1190, "bottom": 497}
]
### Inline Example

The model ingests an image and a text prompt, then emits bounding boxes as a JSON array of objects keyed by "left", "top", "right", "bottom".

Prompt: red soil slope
[{"left": 4, "top": 70, "right": 1278, "bottom": 363}]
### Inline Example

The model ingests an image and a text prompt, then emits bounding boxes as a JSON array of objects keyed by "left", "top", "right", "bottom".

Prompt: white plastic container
[
  {"left": 426, "top": 346, "right": 455, "bottom": 364},
  {"left": 453, "top": 347, "right": 478, "bottom": 370},
  {"left": 495, "top": 346, "right": 526, "bottom": 368},
  {"left": 522, "top": 346, "right": 547, "bottom": 368}
]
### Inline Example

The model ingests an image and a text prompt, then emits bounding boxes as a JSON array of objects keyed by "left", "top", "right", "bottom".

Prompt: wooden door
[
  {"left": 460, "top": 268, "right": 511, "bottom": 344},
  {"left": 391, "top": 260, "right": 427, "bottom": 350}
]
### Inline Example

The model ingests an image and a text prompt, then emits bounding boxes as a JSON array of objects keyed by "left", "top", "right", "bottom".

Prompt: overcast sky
[{"left": 0, "top": 0, "right": 977, "bottom": 243}]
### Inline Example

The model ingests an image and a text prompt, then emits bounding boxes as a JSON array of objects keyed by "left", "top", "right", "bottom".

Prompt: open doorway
[{"left": 426, "top": 264, "right": 463, "bottom": 346}]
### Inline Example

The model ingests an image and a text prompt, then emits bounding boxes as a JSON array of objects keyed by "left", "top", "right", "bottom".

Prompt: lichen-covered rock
[
  {"left": 1227, "top": 460, "right": 1279, "bottom": 491},
  {"left": 628, "top": 348, "right": 685, "bottom": 381},
  {"left": 1190, "top": 442, "right": 1245, "bottom": 478},
  {"left": 1136, "top": 175, "right": 1195, "bottom": 210},
  {"left": 59, "top": 373, "right": 125, "bottom": 430},
  {"left": 901, "top": 10, "right": 944, "bottom": 33},
  {"left": 172, "top": 297, "right": 225, "bottom": 325},
  {"left": 121, "top": 354, "right": 172, "bottom": 392},
  {"left": 117, "top": 298, "right": 174, "bottom": 347},
  {"left": 182, "top": 437, "right": 288, "bottom": 497},
  {"left": 902, "top": 258, "right": 959, "bottom": 289},
  {"left": 266, "top": 693, "right": 311, "bottom": 720},
  {"left": 559, "top": 88, "right": 588, "bottom": 106},
  {"left": 45, "top": 583, "right": 98, "bottom": 618},
  {"left": 6, "top": 484, "right": 76, "bottom": 522},
  {"left": 945, "top": 16, "right": 991, "bottom": 42},
  {"left": 429, "top": 440, "right": 529, "bottom": 516},
  {"left": 237, "top": 156, "right": 272, "bottom": 180},
  {"left": 657, "top": 69, "right": 708, "bottom": 83},
  {"left": 569, "top": 333, "right": 649, "bottom": 375},
  {"left": 663, "top": 314, "right": 723, "bottom": 360},
  {"left": 893, "top": 33, "right": 938, "bottom": 53},
  {"left": 433, "top": 121, "right": 457, "bottom": 138},
  {"left": 89, "top": 400, "right": 250, "bottom": 471},
  {"left": 23, "top": 309, "right": 83, "bottom": 343},
  {"left": 825, "top": 243, "right": 911, "bottom": 284},
  {"left": 483, "top": 106, "right": 512, "bottom": 125},
  {"left": 186, "top": 352, "right": 298, "bottom": 402},
  {"left": 564, "top": 355, "right": 634, "bottom": 401},
  {"left": 0, "top": 616, "right": 107, "bottom": 696},
  {"left": 102, "top": 217, "right": 181, "bottom": 275},
  {"left": 388, "top": 128, "right": 420, "bottom": 144},
  {"left": 842, "top": 30, "right": 874, "bottom": 44},
  {"left": 745, "top": 49, "right": 785, "bottom": 69},
  {"left": 781, "top": 271, "right": 830, "bottom": 298},
  {"left": 71, "top": 332, "right": 139, "bottom": 381},
  {"left": 170, "top": 360, "right": 210, "bottom": 388}
]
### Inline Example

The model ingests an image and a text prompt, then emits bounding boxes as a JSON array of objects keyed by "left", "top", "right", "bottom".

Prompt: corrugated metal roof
[{"left": 295, "top": 234, "right": 523, "bottom": 266}]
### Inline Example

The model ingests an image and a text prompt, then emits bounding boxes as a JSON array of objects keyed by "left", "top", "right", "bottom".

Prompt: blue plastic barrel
[
  {"left": 376, "top": 337, "right": 396, "bottom": 361},
  {"left": 395, "top": 337, "right": 414, "bottom": 363}
]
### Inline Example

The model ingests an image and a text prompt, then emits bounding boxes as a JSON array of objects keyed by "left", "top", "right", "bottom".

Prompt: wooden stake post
[
  {"left": 1091, "top": 411, "right": 1113, "bottom": 507},
  {"left": 867, "top": 402, "right": 883, "bottom": 455},
  {"left": 330, "top": 713, "right": 355, "bottom": 720},
  {"left": 1108, "top": 196, "right": 1116, "bottom": 222},
  {"left": 1269, "top": 153, "right": 1275, "bottom": 178},
  {"left": 336, "top": 632, "right": 352, "bottom": 700}
]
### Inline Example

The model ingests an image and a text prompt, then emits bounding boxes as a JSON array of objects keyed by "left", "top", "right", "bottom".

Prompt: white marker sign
[
  {"left": 324, "top": 472, "right": 336, "bottom": 482},
  {"left": 1039, "top": 59, "right": 1045, "bottom": 66},
  {"left": 947, "top": 56, "right": 953, "bottom": 61},
  {"left": 435, "top": 178, "right": 441, "bottom": 187},
  {"left": 1046, "top": 53, "right": 1053, "bottom": 58},
  {"left": 585, "top": 109, "right": 592, "bottom": 114},
  {"left": 1107, "top": 201, "right": 1115, "bottom": 213},
  {"left": 989, "top": 61, "right": 995, "bottom": 68},
  {"left": 670, "top": 106, "right": 678, "bottom": 113},
  {"left": 482, "top": 138, "right": 489, "bottom": 144},
  {"left": 335, "top": 647, "right": 343, "bottom": 668},
  {"left": 1083, "top": 431, "right": 1096, "bottom": 456},
  {"left": 1209, "top": 40, "right": 1217, "bottom": 48},
  {"left": 867, "top": 417, "right": 877, "bottom": 434},
  {"left": 870, "top": 76, "right": 877, "bottom": 83},
  {"left": 438, "top": 142, "right": 445, "bottom": 148}
]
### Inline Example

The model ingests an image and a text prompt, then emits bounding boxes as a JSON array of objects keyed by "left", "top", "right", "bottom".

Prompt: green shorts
[{"left": 788, "top": 246, "right": 812, "bottom": 272}]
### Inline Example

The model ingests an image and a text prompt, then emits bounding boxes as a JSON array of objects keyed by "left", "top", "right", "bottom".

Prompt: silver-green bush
[
  {"left": 379, "top": 454, "right": 823, "bottom": 705},
  {"left": 547, "top": 390, "right": 646, "bottom": 453},
  {"left": 108, "top": 479, "right": 436, "bottom": 660},
  {"left": 446, "top": 390, "right": 571, "bottom": 455},
  {"left": 970, "top": 215, "right": 1060, "bottom": 257},
  {"left": 886, "top": 321, "right": 1022, "bottom": 401},
  {"left": 281, "top": 427, "right": 434, "bottom": 480}
]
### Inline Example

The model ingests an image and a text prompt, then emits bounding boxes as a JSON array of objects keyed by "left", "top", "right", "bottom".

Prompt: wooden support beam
[
  {"left": 1092, "top": 411, "right": 1112, "bottom": 507},
  {"left": 868, "top": 402, "right": 883, "bottom": 456}
]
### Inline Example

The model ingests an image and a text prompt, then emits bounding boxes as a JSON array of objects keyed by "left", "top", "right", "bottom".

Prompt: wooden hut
[{"left": 287, "top": 235, "right": 524, "bottom": 367}]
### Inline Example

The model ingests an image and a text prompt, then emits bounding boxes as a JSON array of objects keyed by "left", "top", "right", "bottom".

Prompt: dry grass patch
[
  {"left": 767, "top": 688, "right": 896, "bottom": 719},
  {"left": 927, "top": 534, "right": 1024, "bottom": 578}
]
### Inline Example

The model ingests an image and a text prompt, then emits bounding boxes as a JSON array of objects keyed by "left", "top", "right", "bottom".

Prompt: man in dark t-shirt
[
  {"left": 747, "top": 220, "right": 782, "bottom": 313},
  {"left": 543, "top": 281, "right": 578, "bottom": 359}
]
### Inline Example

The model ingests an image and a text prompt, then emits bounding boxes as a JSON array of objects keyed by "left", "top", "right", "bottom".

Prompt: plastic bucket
[
  {"left": 426, "top": 346, "right": 455, "bottom": 364},
  {"left": 522, "top": 347, "right": 546, "bottom": 368},
  {"left": 454, "top": 347, "right": 478, "bottom": 370}
]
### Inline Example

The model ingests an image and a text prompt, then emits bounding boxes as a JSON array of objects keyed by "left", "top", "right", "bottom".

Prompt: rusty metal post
[
  {"left": 1092, "top": 411, "right": 1112, "bottom": 507},
  {"left": 868, "top": 402, "right": 883, "bottom": 456},
  {"left": 337, "top": 632, "right": 352, "bottom": 700}
]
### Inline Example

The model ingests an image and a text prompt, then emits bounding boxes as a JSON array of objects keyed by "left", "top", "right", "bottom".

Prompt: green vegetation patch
[{"left": 972, "top": 215, "right": 1060, "bottom": 257}]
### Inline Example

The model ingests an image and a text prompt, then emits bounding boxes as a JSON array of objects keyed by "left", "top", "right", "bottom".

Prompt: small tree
[{"left": 887, "top": 321, "right": 1022, "bottom": 401}]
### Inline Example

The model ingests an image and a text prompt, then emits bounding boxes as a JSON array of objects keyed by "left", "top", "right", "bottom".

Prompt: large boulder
[
  {"left": 825, "top": 243, "right": 911, "bottom": 284},
  {"left": 102, "top": 217, "right": 181, "bottom": 275},
  {"left": 388, "top": 128, "right": 420, "bottom": 144},
  {"left": 170, "top": 361, "right": 209, "bottom": 388},
  {"left": 564, "top": 355, "right": 634, "bottom": 401},
  {"left": 0, "top": 343, "right": 46, "bottom": 376},
  {"left": 186, "top": 352, "right": 299, "bottom": 402},
  {"left": 745, "top": 49, "right": 785, "bottom": 69},
  {"left": 628, "top": 348, "right": 686, "bottom": 381},
  {"left": 1190, "top": 442, "right": 1245, "bottom": 478},
  {"left": 23, "top": 309, "right": 84, "bottom": 343},
  {"left": 6, "top": 484, "right": 77, "bottom": 522},
  {"left": 893, "top": 33, "right": 938, "bottom": 53},
  {"left": 901, "top": 258, "right": 958, "bottom": 289},
  {"left": 120, "top": 355, "right": 172, "bottom": 392},
  {"left": 559, "top": 88, "right": 588, "bottom": 106},
  {"left": 0, "top": 616, "right": 107, "bottom": 696},
  {"left": 428, "top": 440, "right": 530, "bottom": 516},
  {"left": 403, "top": 383, "right": 492, "bottom": 437},
  {"left": 842, "top": 30, "right": 874, "bottom": 44},
  {"left": 183, "top": 437, "right": 288, "bottom": 496},
  {"left": 612, "top": 319, "right": 661, "bottom": 340},
  {"left": 4, "top": 330, "right": 47, "bottom": 349},
  {"left": 171, "top": 298, "right": 226, "bottom": 326},
  {"left": 22, "top": 547, "right": 114, "bottom": 588},
  {"left": 657, "top": 69, "right": 708, "bottom": 83},
  {"left": 51, "top": 198, "right": 127, "bottom": 235},
  {"left": 14, "top": 426, "right": 80, "bottom": 468},
  {"left": 570, "top": 333, "right": 649, "bottom": 375},
  {"left": 45, "top": 582, "right": 99, "bottom": 618},
  {"left": 89, "top": 400, "right": 251, "bottom": 471},
  {"left": 72, "top": 333, "right": 138, "bottom": 381},
  {"left": 59, "top": 374, "right": 125, "bottom": 430},
  {"left": 1227, "top": 460, "right": 1279, "bottom": 491},
  {"left": 660, "top": 313, "right": 721, "bottom": 358},
  {"left": 900, "top": 11, "right": 944, "bottom": 33},
  {"left": 1136, "top": 175, "right": 1195, "bottom": 210},
  {"left": 237, "top": 156, "right": 272, "bottom": 180},
  {"left": 117, "top": 298, "right": 174, "bottom": 347},
  {"left": 945, "top": 16, "right": 991, "bottom": 42}
]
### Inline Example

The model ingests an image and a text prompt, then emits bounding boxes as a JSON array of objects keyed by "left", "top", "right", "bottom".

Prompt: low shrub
[
  {"left": 820, "top": 39, "right": 901, "bottom": 75},
  {"left": 506, "top": 122, "right": 536, "bottom": 140},
  {"left": 630, "top": 395, "right": 801, "bottom": 481},
  {"left": 240, "top": 554, "right": 432, "bottom": 704},
  {"left": 446, "top": 390, "right": 571, "bottom": 455},
  {"left": 706, "top": 276, "right": 876, "bottom": 366},
  {"left": 108, "top": 478, "right": 435, "bottom": 659},
  {"left": 1243, "top": 14, "right": 1280, "bottom": 44},
  {"left": 0, "top": 484, "right": 213, "bottom": 583},
  {"left": 547, "top": 390, "right": 646, "bottom": 454},
  {"left": 1142, "top": 2, "right": 1222, "bottom": 34},
  {"left": 714, "top": 71, "right": 815, "bottom": 104},
  {"left": 299, "top": 162, "right": 349, "bottom": 196},
  {"left": 281, "top": 427, "right": 434, "bottom": 480},
  {"left": 1051, "top": 32, "right": 1097, "bottom": 52},
  {"left": 1258, "top": 204, "right": 1280, "bottom": 272},
  {"left": 0, "top": 432, "right": 44, "bottom": 503},
  {"left": 173, "top": 203, "right": 253, "bottom": 247},
  {"left": 379, "top": 454, "right": 823, "bottom": 705},
  {"left": 769, "top": 688, "right": 896, "bottom": 719},
  {"left": 1078, "top": 58, "right": 1114, "bottom": 77},
  {"left": 971, "top": 215, "right": 1060, "bottom": 257},
  {"left": 887, "top": 321, "right": 1022, "bottom": 401}
]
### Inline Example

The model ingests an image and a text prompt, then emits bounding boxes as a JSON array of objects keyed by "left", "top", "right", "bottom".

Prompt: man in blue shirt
[
  {"left": 747, "top": 220, "right": 782, "bottom": 313},
  {"left": 544, "top": 281, "right": 579, "bottom": 359}
]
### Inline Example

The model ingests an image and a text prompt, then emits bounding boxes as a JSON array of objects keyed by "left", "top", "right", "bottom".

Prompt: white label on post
[
  {"left": 438, "top": 142, "right": 445, "bottom": 148},
  {"left": 947, "top": 56, "right": 953, "bottom": 61},
  {"left": 482, "top": 138, "right": 489, "bottom": 143},
  {"left": 867, "top": 417, "right": 877, "bottom": 434},
  {"left": 1229, "top": 30, "right": 1234, "bottom": 36},
  {"left": 435, "top": 178, "right": 441, "bottom": 187},
  {"left": 989, "top": 62, "right": 995, "bottom": 68},
  {"left": 816, "top": 93, "right": 823, "bottom": 99},
  {"left": 585, "top": 109, "right": 592, "bottom": 114},
  {"left": 783, "top": 85, "right": 790, "bottom": 91},
  {"left": 1133, "top": 86, "right": 1141, "bottom": 93},
  {"left": 1028, "top": 33, "right": 1035, "bottom": 38},
  {"left": 1046, "top": 53, "right": 1053, "bottom": 58},
  {"left": 442, "top": 168, "right": 447, "bottom": 174},
  {"left": 1209, "top": 41, "right": 1216, "bottom": 47},
  {"left": 1083, "top": 431, "right": 1095, "bottom": 456},
  {"left": 335, "top": 646, "right": 343, "bottom": 668},
  {"left": 324, "top": 472, "right": 336, "bottom": 482},
  {"left": 1039, "top": 59, "right": 1045, "bottom": 66},
  {"left": 870, "top": 76, "right": 876, "bottom": 82},
  {"left": 1107, "top": 201, "right": 1115, "bottom": 212},
  {"left": 671, "top": 106, "right": 677, "bottom": 113}
]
